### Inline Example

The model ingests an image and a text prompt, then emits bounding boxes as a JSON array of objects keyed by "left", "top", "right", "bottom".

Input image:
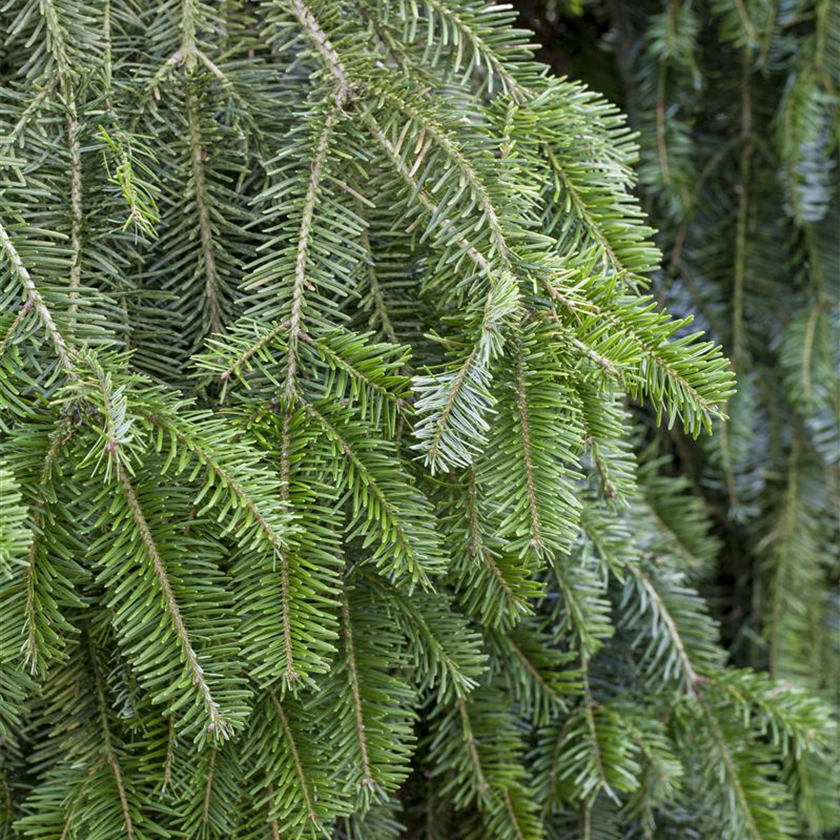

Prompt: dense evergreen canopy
[{"left": 0, "top": 1, "right": 836, "bottom": 839}]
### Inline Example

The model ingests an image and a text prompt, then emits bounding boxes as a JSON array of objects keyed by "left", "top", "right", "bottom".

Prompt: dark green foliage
[{"left": 0, "top": 1, "right": 835, "bottom": 839}]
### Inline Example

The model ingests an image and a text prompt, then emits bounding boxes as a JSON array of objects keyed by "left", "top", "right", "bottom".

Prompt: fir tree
[{"left": 0, "top": 2, "right": 835, "bottom": 840}]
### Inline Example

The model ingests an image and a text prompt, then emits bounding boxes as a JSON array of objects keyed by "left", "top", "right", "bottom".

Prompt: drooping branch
[
  {"left": 117, "top": 462, "right": 230, "bottom": 737},
  {"left": 626, "top": 565, "right": 700, "bottom": 690},
  {"left": 284, "top": 104, "right": 341, "bottom": 399},
  {"left": 458, "top": 698, "right": 490, "bottom": 798},
  {"left": 341, "top": 594, "right": 376, "bottom": 790},
  {"left": 287, "top": 0, "right": 352, "bottom": 104},
  {"left": 88, "top": 632, "right": 135, "bottom": 840},
  {"left": 185, "top": 88, "right": 223, "bottom": 337},
  {"left": 268, "top": 689, "right": 320, "bottom": 825},
  {"left": 512, "top": 351, "right": 543, "bottom": 552},
  {"left": 0, "top": 220, "right": 76, "bottom": 376},
  {"left": 66, "top": 109, "right": 83, "bottom": 328}
]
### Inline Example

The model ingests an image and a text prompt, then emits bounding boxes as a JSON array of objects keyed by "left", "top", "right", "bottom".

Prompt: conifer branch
[
  {"left": 458, "top": 698, "right": 490, "bottom": 797},
  {"left": 39, "top": 0, "right": 72, "bottom": 76},
  {"left": 0, "top": 300, "right": 32, "bottom": 356},
  {"left": 185, "top": 88, "right": 223, "bottom": 337},
  {"left": 116, "top": 461, "right": 230, "bottom": 737},
  {"left": 139, "top": 412, "right": 290, "bottom": 554},
  {"left": 424, "top": 347, "right": 479, "bottom": 467},
  {"left": 696, "top": 696, "right": 763, "bottom": 840},
  {"left": 503, "top": 788, "right": 528, "bottom": 840},
  {"left": 66, "top": 111, "right": 83, "bottom": 327},
  {"left": 201, "top": 748, "right": 217, "bottom": 828},
  {"left": 382, "top": 95, "right": 514, "bottom": 270},
  {"left": 284, "top": 105, "right": 340, "bottom": 399},
  {"left": 88, "top": 633, "right": 135, "bottom": 840},
  {"left": 21, "top": 423, "right": 76, "bottom": 673},
  {"left": 0, "top": 220, "right": 76, "bottom": 376},
  {"left": 341, "top": 594, "right": 376, "bottom": 790},
  {"left": 299, "top": 331, "right": 406, "bottom": 412},
  {"left": 360, "top": 224, "right": 399, "bottom": 346},
  {"left": 464, "top": 469, "right": 529, "bottom": 616},
  {"left": 268, "top": 689, "right": 320, "bottom": 825},
  {"left": 216, "top": 320, "right": 290, "bottom": 383},
  {"left": 276, "top": 412, "right": 298, "bottom": 685},
  {"left": 287, "top": 0, "right": 352, "bottom": 103},
  {"left": 581, "top": 666, "right": 609, "bottom": 799},
  {"left": 10, "top": 86, "right": 54, "bottom": 141},
  {"left": 303, "top": 401, "right": 434, "bottom": 585},
  {"left": 410, "top": 0, "right": 528, "bottom": 101},
  {"left": 626, "top": 565, "right": 699, "bottom": 689},
  {"left": 505, "top": 634, "right": 562, "bottom": 707},
  {"left": 544, "top": 148, "right": 626, "bottom": 278},
  {"left": 548, "top": 284, "right": 730, "bottom": 420},
  {"left": 512, "top": 351, "right": 543, "bottom": 552},
  {"left": 21, "top": 528, "right": 41, "bottom": 670},
  {"left": 363, "top": 113, "right": 493, "bottom": 276}
]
